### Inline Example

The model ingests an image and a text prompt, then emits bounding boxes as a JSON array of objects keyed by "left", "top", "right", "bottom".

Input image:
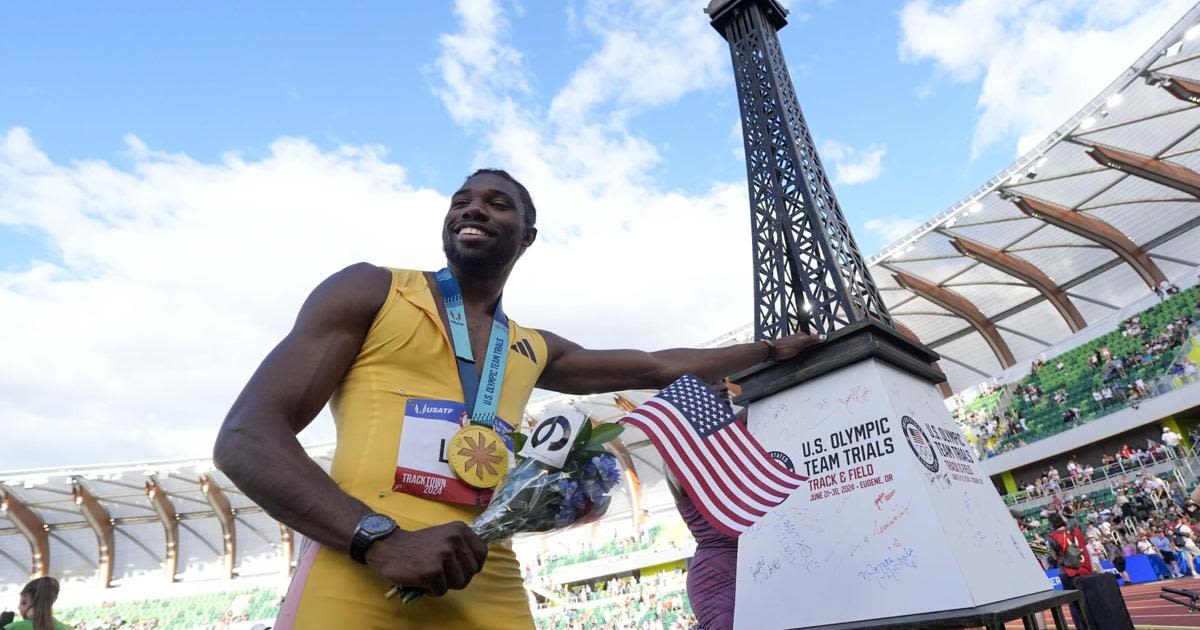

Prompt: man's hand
[
  {"left": 367, "top": 521, "right": 489, "bottom": 596},
  {"left": 769, "top": 331, "right": 824, "bottom": 362}
]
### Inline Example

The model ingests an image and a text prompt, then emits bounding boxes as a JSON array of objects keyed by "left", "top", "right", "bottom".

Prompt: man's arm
[
  {"left": 535, "top": 330, "right": 821, "bottom": 395},
  {"left": 213, "top": 263, "right": 487, "bottom": 596}
]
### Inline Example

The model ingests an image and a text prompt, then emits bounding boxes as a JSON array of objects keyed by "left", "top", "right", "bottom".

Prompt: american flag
[{"left": 618, "top": 375, "right": 808, "bottom": 537}]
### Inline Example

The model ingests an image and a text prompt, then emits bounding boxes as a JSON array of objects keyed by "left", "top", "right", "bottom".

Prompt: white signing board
[{"left": 734, "top": 359, "right": 1049, "bottom": 629}]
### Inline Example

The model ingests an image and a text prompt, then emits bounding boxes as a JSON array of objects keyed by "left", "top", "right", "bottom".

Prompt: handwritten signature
[
  {"left": 874, "top": 489, "right": 896, "bottom": 510},
  {"left": 839, "top": 386, "right": 871, "bottom": 413},
  {"left": 857, "top": 547, "right": 919, "bottom": 587},
  {"left": 750, "top": 556, "right": 783, "bottom": 584},
  {"left": 874, "top": 503, "right": 911, "bottom": 535}
]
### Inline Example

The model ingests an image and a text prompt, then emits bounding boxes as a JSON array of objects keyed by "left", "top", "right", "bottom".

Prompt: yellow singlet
[{"left": 276, "top": 268, "right": 546, "bottom": 630}]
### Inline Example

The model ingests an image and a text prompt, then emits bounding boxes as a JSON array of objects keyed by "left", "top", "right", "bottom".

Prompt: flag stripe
[
  {"left": 729, "top": 422, "right": 808, "bottom": 486},
  {"left": 711, "top": 431, "right": 792, "bottom": 500},
  {"left": 724, "top": 426, "right": 806, "bottom": 491},
  {"left": 630, "top": 406, "right": 768, "bottom": 518},
  {"left": 717, "top": 429, "right": 802, "bottom": 494},
  {"left": 643, "top": 403, "right": 782, "bottom": 511},
  {"left": 641, "top": 401, "right": 781, "bottom": 515},
  {"left": 621, "top": 415, "right": 750, "bottom": 535},
  {"left": 681, "top": 410, "right": 792, "bottom": 504},
  {"left": 616, "top": 374, "right": 808, "bottom": 538}
]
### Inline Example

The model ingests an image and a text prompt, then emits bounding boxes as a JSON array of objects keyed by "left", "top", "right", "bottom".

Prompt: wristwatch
[{"left": 350, "top": 513, "right": 397, "bottom": 564}]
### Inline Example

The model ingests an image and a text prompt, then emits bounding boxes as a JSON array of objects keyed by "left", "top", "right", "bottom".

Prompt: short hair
[
  {"left": 1048, "top": 512, "right": 1066, "bottom": 530},
  {"left": 466, "top": 168, "right": 536, "bottom": 227}
]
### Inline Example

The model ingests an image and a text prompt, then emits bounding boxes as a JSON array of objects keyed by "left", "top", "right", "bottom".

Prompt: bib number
[{"left": 392, "top": 399, "right": 513, "bottom": 505}]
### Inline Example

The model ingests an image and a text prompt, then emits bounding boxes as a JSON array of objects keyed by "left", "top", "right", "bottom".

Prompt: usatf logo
[
  {"left": 901, "top": 415, "right": 939, "bottom": 473},
  {"left": 510, "top": 338, "right": 538, "bottom": 364},
  {"left": 768, "top": 451, "right": 795, "bottom": 473}
]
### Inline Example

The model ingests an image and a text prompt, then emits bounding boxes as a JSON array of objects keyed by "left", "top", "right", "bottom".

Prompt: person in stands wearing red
[{"left": 1048, "top": 512, "right": 1094, "bottom": 630}]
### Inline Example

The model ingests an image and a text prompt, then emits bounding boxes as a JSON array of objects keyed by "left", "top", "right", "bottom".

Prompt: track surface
[
  {"left": 1121, "top": 578, "right": 1200, "bottom": 628},
  {"left": 984, "top": 579, "right": 1200, "bottom": 628}
]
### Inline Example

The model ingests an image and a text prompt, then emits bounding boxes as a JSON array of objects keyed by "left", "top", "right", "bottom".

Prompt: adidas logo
[{"left": 510, "top": 338, "right": 538, "bottom": 364}]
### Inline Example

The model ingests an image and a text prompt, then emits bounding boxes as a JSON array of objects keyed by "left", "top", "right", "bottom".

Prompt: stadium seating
[
  {"left": 56, "top": 587, "right": 282, "bottom": 630},
  {"left": 534, "top": 572, "right": 695, "bottom": 630},
  {"left": 535, "top": 525, "right": 666, "bottom": 575},
  {"left": 954, "top": 287, "right": 1200, "bottom": 456}
]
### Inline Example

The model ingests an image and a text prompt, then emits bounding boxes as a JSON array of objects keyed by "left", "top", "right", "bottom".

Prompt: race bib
[{"left": 392, "top": 399, "right": 514, "bottom": 505}]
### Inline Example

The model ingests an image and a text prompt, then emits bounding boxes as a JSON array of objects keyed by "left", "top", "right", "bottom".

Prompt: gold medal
[{"left": 448, "top": 425, "right": 509, "bottom": 489}]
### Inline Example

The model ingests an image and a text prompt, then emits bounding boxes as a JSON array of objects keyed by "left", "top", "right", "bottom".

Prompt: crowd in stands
[
  {"left": 951, "top": 286, "right": 1200, "bottom": 459},
  {"left": 1018, "top": 465, "right": 1200, "bottom": 582},
  {"left": 529, "top": 525, "right": 691, "bottom": 576},
  {"left": 55, "top": 588, "right": 281, "bottom": 630},
  {"left": 1019, "top": 430, "right": 1185, "bottom": 499},
  {"left": 535, "top": 570, "right": 697, "bottom": 630}
]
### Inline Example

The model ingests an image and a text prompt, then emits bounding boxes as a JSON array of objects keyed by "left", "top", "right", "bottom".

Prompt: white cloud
[
  {"left": 819, "top": 140, "right": 887, "bottom": 185},
  {"left": 0, "top": 127, "right": 455, "bottom": 465},
  {"left": 865, "top": 216, "right": 923, "bottom": 243},
  {"left": 548, "top": 0, "right": 727, "bottom": 127},
  {"left": 0, "top": 0, "right": 754, "bottom": 468},
  {"left": 899, "top": 0, "right": 1195, "bottom": 156}
]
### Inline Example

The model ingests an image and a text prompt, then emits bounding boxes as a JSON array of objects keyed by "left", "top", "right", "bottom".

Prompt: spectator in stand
[
  {"left": 1174, "top": 519, "right": 1200, "bottom": 576},
  {"left": 5, "top": 577, "right": 70, "bottom": 630},
  {"left": 1163, "top": 426, "right": 1183, "bottom": 458},
  {"left": 1102, "top": 531, "right": 1132, "bottom": 584},
  {"left": 1137, "top": 531, "right": 1171, "bottom": 580},
  {"left": 1048, "top": 512, "right": 1092, "bottom": 629},
  {"left": 1081, "top": 463, "right": 1094, "bottom": 484},
  {"left": 1150, "top": 528, "right": 1183, "bottom": 578},
  {"left": 1102, "top": 384, "right": 1116, "bottom": 406}
]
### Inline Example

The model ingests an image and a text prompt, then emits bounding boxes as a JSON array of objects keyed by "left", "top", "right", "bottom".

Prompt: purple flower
[
  {"left": 581, "top": 454, "right": 622, "bottom": 503},
  {"left": 554, "top": 478, "right": 585, "bottom": 527}
]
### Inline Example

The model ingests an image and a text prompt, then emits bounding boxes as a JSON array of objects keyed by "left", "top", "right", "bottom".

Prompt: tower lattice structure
[{"left": 709, "top": 0, "right": 892, "bottom": 340}]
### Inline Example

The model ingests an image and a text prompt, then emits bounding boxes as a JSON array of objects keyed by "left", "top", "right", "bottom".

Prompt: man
[
  {"left": 213, "top": 170, "right": 821, "bottom": 629},
  {"left": 1151, "top": 528, "right": 1183, "bottom": 578},
  {"left": 1048, "top": 512, "right": 1092, "bottom": 629},
  {"left": 1163, "top": 426, "right": 1182, "bottom": 458}
]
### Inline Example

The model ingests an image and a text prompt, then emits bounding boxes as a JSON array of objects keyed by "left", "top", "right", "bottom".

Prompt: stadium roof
[
  {"left": 868, "top": 4, "right": 1200, "bottom": 393},
  {"left": 0, "top": 446, "right": 333, "bottom": 589}
]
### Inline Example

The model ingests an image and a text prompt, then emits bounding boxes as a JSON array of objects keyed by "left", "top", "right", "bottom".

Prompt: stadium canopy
[
  {"left": 870, "top": 5, "right": 1200, "bottom": 393},
  {"left": 0, "top": 446, "right": 333, "bottom": 589}
]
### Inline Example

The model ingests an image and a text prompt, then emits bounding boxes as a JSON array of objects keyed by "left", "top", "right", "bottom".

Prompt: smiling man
[{"left": 213, "top": 168, "right": 821, "bottom": 629}]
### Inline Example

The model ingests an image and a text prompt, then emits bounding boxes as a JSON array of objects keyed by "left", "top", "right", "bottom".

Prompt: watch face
[{"left": 361, "top": 514, "right": 395, "bottom": 535}]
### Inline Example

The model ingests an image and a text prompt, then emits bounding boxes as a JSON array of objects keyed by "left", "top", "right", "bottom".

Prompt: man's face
[{"left": 442, "top": 173, "right": 536, "bottom": 277}]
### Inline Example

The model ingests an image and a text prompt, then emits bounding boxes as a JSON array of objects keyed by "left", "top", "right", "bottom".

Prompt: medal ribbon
[{"left": 434, "top": 268, "right": 510, "bottom": 428}]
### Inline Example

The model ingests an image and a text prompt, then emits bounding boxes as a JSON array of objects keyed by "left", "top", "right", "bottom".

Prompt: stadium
[{"left": 6, "top": 3, "right": 1200, "bottom": 630}]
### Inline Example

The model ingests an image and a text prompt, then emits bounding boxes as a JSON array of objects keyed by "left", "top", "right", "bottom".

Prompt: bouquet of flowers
[{"left": 385, "top": 417, "right": 625, "bottom": 603}]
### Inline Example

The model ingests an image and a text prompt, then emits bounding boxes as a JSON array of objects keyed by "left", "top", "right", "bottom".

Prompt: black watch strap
[{"left": 350, "top": 513, "right": 397, "bottom": 564}]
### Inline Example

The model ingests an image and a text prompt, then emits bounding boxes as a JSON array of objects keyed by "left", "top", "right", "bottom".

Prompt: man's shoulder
[{"left": 321, "top": 263, "right": 396, "bottom": 301}]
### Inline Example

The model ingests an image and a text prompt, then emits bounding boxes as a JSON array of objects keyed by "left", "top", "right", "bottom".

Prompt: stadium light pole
[{"left": 707, "top": 2, "right": 1060, "bottom": 627}]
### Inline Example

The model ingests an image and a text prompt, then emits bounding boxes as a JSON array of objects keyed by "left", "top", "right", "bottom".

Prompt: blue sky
[
  {"left": 2, "top": 0, "right": 1193, "bottom": 467},
  {"left": 2, "top": 1, "right": 1022, "bottom": 266}
]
